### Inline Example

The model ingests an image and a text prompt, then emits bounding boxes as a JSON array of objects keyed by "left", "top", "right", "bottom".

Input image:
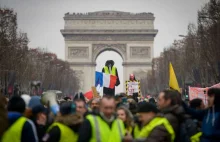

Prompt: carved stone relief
[
  {"left": 92, "top": 44, "right": 127, "bottom": 61},
  {"left": 65, "top": 35, "right": 154, "bottom": 41},
  {"left": 62, "top": 29, "right": 158, "bottom": 33},
  {"left": 68, "top": 47, "right": 89, "bottom": 58},
  {"left": 130, "top": 46, "right": 151, "bottom": 58},
  {"left": 65, "top": 20, "right": 153, "bottom": 27}
]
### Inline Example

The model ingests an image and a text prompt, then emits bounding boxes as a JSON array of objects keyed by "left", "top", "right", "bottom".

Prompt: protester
[
  {"left": 102, "top": 60, "right": 120, "bottom": 96},
  {"left": 42, "top": 102, "right": 83, "bottom": 142},
  {"left": 129, "top": 74, "right": 139, "bottom": 102},
  {"left": 189, "top": 98, "right": 205, "bottom": 110},
  {"left": 2, "top": 96, "right": 38, "bottom": 142},
  {"left": 115, "top": 94, "right": 124, "bottom": 108},
  {"left": 31, "top": 104, "right": 48, "bottom": 142},
  {"left": 90, "top": 98, "right": 100, "bottom": 110},
  {"left": 157, "top": 89, "right": 184, "bottom": 133},
  {"left": 78, "top": 95, "right": 125, "bottom": 142},
  {"left": 74, "top": 99, "right": 87, "bottom": 117},
  {"left": 128, "top": 98, "right": 138, "bottom": 115},
  {"left": 123, "top": 102, "right": 175, "bottom": 142},
  {"left": 183, "top": 88, "right": 220, "bottom": 142},
  {"left": 149, "top": 98, "right": 156, "bottom": 107},
  {"left": 187, "top": 98, "right": 204, "bottom": 141},
  {"left": 89, "top": 98, "right": 100, "bottom": 114},
  {"left": 117, "top": 106, "right": 134, "bottom": 133},
  {"left": 131, "top": 102, "right": 143, "bottom": 139},
  {"left": 73, "top": 92, "right": 86, "bottom": 102}
]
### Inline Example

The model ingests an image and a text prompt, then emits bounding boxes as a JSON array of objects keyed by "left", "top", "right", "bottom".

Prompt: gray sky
[{"left": 0, "top": 0, "right": 208, "bottom": 93}]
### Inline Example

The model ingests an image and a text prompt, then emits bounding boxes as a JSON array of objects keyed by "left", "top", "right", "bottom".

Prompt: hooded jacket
[
  {"left": 42, "top": 114, "right": 83, "bottom": 142},
  {"left": 158, "top": 105, "right": 185, "bottom": 142},
  {"left": 6, "top": 112, "right": 38, "bottom": 142},
  {"left": 183, "top": 103, "right": 220, "bottom": 142}
]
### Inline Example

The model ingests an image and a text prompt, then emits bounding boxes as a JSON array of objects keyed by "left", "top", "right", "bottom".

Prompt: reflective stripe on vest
[
  {"left": 2, "top": 117, "right": 27, "bottom": 142},
  {"left": 104, "top": 66, "right": 116, "bottom": 76},
  {"left": 47, "top": 122, "right": 78, "bottom": 142},
  {"left": 190, "top": 132, "right": 202, "bottom": 142},
  {"left": 133, "top": 125, "right": 141, "bottom": 139},
  {"left": 86, "top": 115, "right": 125, "bottom": 142},
  {"left": 138, "top": 117, "right": 175, "bottom": 142}
]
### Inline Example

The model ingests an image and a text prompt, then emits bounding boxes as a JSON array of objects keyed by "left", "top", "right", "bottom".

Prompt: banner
[
  {"left": 189, "top": 87, "right": 208, "bottom": 104},
  {"left": 189, "top": 83, "right": 220, "bottom": 104},
  {"left": 125, "top": 81, "right": 140, "bottom": 96}
]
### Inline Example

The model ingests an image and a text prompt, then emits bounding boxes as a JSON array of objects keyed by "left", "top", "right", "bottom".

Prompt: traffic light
[{"left": 185, "top": 87, "right": 189, "bottom": 100}]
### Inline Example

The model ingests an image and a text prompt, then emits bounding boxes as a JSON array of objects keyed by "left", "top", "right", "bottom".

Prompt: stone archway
[
  {"left": 61, "top": 11, "right": 158, "bottom": 93},
  {"left": 92, "top": 44, "right": 127, "bottom": 62},
  {"left": 95, "top": 49, "right": 124, "bottom": 94}
]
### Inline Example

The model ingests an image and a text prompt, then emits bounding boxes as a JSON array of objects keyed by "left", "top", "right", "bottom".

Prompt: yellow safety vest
[
  {"left": 1, "top": 117, "right": 27, "bottom": 142},
  {"left": 137, "top": 117, "right": 175, "bottom": 142},
  {"left": 190, "top": 132, "right": 202, "bottom": 142},
  {"left": 133, "top": 125, "right": 141, "bottom": 139},
  {"left": 127, "top": 126, "right": 133, "bottom": 134},
  {"left": 47, "top": 122, "right": 78, "bottom": 142},
  {"left": 86, "top": 114, "right": 125, "bottom": 142},
  {"left": 104, "top": 66, "right": 116, "bottom": 76}
]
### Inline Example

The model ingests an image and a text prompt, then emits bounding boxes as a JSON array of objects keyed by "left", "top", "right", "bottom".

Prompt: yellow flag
[{"left": 169, "top": 62, "right": 180, "bottom": 92}]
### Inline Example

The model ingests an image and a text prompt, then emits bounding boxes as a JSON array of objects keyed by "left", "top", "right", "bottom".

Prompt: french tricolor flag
[{"left": 95, "top": 71, "right": 117, "bottom": 89}]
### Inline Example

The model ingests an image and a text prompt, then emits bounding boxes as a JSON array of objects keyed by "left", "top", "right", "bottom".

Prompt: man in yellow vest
[
  {"left": 124, "top": 102, "right": 175, "bottom": 142},
  {"left": 78, "top": 95, "right": 125, "bottom": 142},
  {"left": 42, "top": 102, "right": 83, "bottom": 142},
  {"left": 1, "top": 96, "right": 38, "bottom": 142},
  {"left": 102, "top": 60, "right": 120, "bottom": 96}
]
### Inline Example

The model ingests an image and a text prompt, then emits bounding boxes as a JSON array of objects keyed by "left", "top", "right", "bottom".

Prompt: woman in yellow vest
[
  {"left": 117, "top": 106, "right": 134, "bottom": 134},
  {"left": 42, "top": 102, "right": 83, "bottom": 142}
]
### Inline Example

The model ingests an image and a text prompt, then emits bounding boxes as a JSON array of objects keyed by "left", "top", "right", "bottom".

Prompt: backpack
[{"left": 178, "top": 118, "right": 201, "bottom": 142}]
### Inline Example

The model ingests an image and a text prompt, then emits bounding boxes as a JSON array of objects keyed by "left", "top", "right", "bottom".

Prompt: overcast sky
[{"left": 0, "top": 0, "right": 208, "bottom": 93}]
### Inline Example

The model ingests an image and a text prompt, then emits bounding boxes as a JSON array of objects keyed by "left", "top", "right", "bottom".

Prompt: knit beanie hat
[
  {"left": 60, "top": 102, "right": 76, "bottom": 115},
  {"left": 137, "top": 102, "right": 158, "bottom": 113}
]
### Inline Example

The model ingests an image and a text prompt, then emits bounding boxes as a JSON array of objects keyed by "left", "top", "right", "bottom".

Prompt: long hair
[
  {"left": 162, "top": 89, "right": 182, "bottom": 106},
  {"left": 208, "top": 88, "right": 220, "bottom": 107},
  {"left": 117, "top": 106, "right": 134, "bottom": 129}
]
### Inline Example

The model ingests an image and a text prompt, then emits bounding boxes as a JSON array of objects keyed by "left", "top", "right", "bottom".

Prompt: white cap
[{"left": 21, "top": 94, "right": 31, "bottom": 108}]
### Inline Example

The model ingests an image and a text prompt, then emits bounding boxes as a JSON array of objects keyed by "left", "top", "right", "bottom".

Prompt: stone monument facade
[{"left": 61, "top": 11, "right": 158, "bottom": 93}]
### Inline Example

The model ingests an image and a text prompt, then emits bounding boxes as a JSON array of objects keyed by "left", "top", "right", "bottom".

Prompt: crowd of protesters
[{"left": 0, "top": 88, "right": 220, "bottom": 142}]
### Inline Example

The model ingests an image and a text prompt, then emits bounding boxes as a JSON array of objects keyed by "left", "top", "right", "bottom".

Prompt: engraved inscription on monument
[
  {"left": 68, "top": 47, "right": 89, "bottom": 58},
  {"left": 130, "top": 46, "right": 151, "bottom": 58}
]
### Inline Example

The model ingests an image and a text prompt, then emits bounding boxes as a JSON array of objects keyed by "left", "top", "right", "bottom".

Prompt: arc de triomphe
[{"left": 61, "top": 11, "right": 158, "bottom": 93}]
